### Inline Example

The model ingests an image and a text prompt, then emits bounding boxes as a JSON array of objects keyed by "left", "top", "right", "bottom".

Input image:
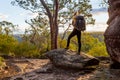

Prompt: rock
[
  {"left": 3, "top": 70, "right": 8, "bottom": 74},
  {"left": 3, "top": 66, "right": 9, "bottom": 70},
  {"left": 1, "top": 77, "right": 11, "bottom": 80},
  {"left": 35, "top": 63, "right": 53, "bottom": 73},
  {"left": 104, "top": 0, "right": 120, "bottom": 65},
  {"left": 0, "top": 55, "right": 14, "bottom": 59},
  {"left": 14, "top": 77, "right": 24, "bottom": 80},
  {"left": 45, "top": 49, "right": 99, "bottom": 70}
]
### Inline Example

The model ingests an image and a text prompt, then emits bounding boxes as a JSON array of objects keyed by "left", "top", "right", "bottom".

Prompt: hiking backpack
[{"left": 72, "top": 15, "right": 86, "bottom": 31}]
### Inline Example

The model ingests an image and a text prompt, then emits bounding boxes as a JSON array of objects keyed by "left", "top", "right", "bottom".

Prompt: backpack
[{"left": 72, "top": 15, "right": 86, "bottom": 31}]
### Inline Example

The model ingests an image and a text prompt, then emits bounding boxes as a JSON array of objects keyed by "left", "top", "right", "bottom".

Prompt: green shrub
[
  {"left": 0, "top": 34, "right": 18, "bottom": 55},
  {"left": 58, "top": 39, "right": 67, "bottom": 48},
  {"left": 87, "top": 43, "right": 108, "bottom": 56},
  {"left": 61, "top": 32, "right": 108, "bottom": 57},
  {"left": 14, "top": 41, "right": 40, "bottom": 58},
  {"left": 0, "top": 57, "right": 4, "bottom": 67},
  {"left": 81, "top": 33, "right": 100, "bottom": 52}
]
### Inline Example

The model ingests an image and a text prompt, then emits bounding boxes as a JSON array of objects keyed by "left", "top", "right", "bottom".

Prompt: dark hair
[{"left": 73, "top": 12, "right": 77, "bottom": 16}]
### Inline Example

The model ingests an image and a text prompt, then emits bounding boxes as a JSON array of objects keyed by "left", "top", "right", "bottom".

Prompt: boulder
[
  {"left": 104, "top": 0, "right": 120, "bottom": 67},
  {"left": 45, "top": 49, "right": 99, "bottom": 70}
]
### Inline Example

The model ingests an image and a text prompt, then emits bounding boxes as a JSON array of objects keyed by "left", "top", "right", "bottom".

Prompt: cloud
[
  {"left": 91, "top": 8, "right": 109, "bottom": 24},
  {"left": 27, "top": 12, "right": 39, "bottom": 18},
  {"left": 20, "top": 12, "right": 39, "bottom": 18},
  {"left": 19, "top": 13, "right": 24, "bottom": 16},
  {"left": 85, "top": 8, "right": 109, "bottom": 32},
  {"left": 86, "top": 23, "right": 108, "bottom": 32},
  {"left": 92, "top": 8, "right": 108, "bottom": 14},
  {"left": 0, "top": 13, "right": 8, "bottom": 19},
  {"left": 14, "top": 24, "right": 30, "bottom": 34}
]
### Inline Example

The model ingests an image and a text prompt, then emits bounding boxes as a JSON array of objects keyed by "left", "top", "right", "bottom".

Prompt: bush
[
  {"left": 0, "top": 34, "right": 18, "bottom": 55},
  {"left": 87, "top": 43, "right": 108, "bottom": 57},
  {"left": 61, "top": 32, "right": 108, "bottom": 57},
  {"left": 14, "top": 41, "right": 40, "bottom": 58},
  {"left": 81, "top": 33, "right": 100, "bottom": 52},
  {"left": 0, "top": 57, "right": 5, "bottom": 67}
]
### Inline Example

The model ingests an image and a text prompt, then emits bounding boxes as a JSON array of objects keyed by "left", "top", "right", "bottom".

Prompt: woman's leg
[
  {"left": 66, "top": 29, "right": 76, "bottom": 49},
  {"left": 77, "top": 31, "right": 81, "bottom": 54}
]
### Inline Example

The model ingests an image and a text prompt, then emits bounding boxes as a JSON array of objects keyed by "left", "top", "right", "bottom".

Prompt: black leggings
[{"left": 66, "top": 28, "right": 81, "bottom": 53}]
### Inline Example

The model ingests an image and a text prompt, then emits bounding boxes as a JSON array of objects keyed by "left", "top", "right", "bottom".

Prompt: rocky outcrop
[
  {"left": 104, "top": 0, "right": 120, "bottom": 64},
  {"left": 2, "top": 58, "right": 120, "bottom": 80},
  {"left": 45, "top": 49, "right": 99, "bottom": 70}
]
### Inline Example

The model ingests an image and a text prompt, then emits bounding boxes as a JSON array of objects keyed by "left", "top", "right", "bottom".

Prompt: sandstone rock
[
  {"left": 45, "top": 49, "right": 99, "bottom": 70},
  {"left": 104, "top": 0, "right": 120, "bottom": 65},
  {"left": 14, "top": 77, "right": 24, "bottom": 80},
  {"left": 1, "top": 77, "right": 11, "bottom": 80}
]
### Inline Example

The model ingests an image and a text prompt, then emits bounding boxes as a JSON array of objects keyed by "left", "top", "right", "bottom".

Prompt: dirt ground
[{"left": 1, "top": 58, "right": 120, "bottom": 80}]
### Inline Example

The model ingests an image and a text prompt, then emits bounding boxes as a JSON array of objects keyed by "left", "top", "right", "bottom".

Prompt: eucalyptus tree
[
  {"left": 0, "top": 21, "right": 16, "bottom": 35},
  {"left": 11, "top": 0, "right": 94, "bottom": 49},
  {"left": 24, "top": 16, "right": 50, "bottom": 48}
]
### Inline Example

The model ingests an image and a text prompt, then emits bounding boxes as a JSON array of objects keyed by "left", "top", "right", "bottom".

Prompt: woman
[{"left": 66, "top": 11, "right": 85, "bottom": 55}]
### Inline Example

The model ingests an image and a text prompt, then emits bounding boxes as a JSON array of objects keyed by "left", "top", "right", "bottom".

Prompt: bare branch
[
  {"left": 61, "top": 23, "right": 71, "bottom": 40},
  {"left": 54, "top": 0, "right": 59, "bottom": 32},
  {"left": 39, "top": 0, "right": 52, "bottom": 18}
]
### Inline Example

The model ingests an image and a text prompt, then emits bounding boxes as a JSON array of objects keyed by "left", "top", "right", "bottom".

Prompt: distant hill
[
  {"left": 13, "top": 34, "right": 23, "bottom": 42},
  {"left": 88, "top": 32, "right": 104, "bottom": 42},
  {"left": 14, "top": 32, "right": 105, "bottom": 42}
]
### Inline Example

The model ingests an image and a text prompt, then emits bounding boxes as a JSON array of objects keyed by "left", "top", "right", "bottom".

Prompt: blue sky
[{"left": 0, "top": 0, "right": 108, "bottom": 33}]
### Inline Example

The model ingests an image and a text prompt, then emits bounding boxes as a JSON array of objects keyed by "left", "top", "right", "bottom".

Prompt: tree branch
[
  {"left": 54, "top": 0, "right": 59, "bottom": 33},
  {"left": 54, "top": 0, "right": 59, "bottom": 23},
  {"left": 39, "top": 0, "right": 52, "bottom": 18}
]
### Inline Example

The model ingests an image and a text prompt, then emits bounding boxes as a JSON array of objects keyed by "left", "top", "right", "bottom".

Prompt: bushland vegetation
[{"left": 0, "top": 32, "right": 108, "bottom": 58}]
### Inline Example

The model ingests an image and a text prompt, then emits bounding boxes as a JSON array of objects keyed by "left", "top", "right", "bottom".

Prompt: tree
[
  {"left": 11, "top": 0, "right": 95, "bottom": 50},
  {"left": 0, "top": 21, "right": 16, "bottom": 35},
  {"left": 25, "top": 15, "right": 49, "bottom": 45},
  {"left": 21, "top": 16, "right": 50, "bottom": 52}
]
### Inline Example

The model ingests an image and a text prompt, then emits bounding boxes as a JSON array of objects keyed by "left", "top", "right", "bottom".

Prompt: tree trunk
[
  {"left": 54, "top": 0, "right": 59, "bottom": 49},
  {"left": 49, "top": 17, "right": 57, "bottom": 49},
  {"left": 40, "top": 0, "right": 59, "bottom": 50},
  {"left": 104, "top": 0, "right": 120, "bottom": 63}
]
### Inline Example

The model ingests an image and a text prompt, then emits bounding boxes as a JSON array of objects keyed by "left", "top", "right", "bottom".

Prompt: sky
[{"left": 0, "top": 0, "right": 108, "bottom": 33}]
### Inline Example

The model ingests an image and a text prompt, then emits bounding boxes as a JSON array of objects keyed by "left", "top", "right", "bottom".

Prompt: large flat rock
[{"left": 45, "top": 49, "right": 100, "bottom": 70}]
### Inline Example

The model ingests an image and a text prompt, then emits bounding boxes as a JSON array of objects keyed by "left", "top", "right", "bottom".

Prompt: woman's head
[{"left": 73, "top": 11, "right": 80, "bottom": 17}]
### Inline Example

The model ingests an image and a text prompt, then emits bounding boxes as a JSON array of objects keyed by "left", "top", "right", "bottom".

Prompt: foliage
[
  {"left": 14, "top": 41, "right": 40, "bottom": 58},
  {"left": 11, "top": 0, "right": 95, "bottom": 24},
  {"left": 88, "top": 32, "right": 104, "bottom": 42},
  {"left": 87, "top": 42, "right": 108, "bottom": 56},
  {"left": 81, "top": 33, "right": 108, "bottom": 56},
  {"left": 100, "top": 0, "right": 108, "bottom": 8},
  {"left": 0, "top": 34, "right": 18, "bottom": 55},
  {"left": 0, "top": 57, "right": 4, "bottom": 67},
  {"left": 81, "top": 33, "right": 100, "bottom": 52},
  {"left": 0, "top": 34, "right": 48, "bottom": 58},
  {"left": 23, "top": 19, "right": 50, "bottom": 49},
  {"left": 22, "top": 26, "right": 50, "bottom": 54},
  {"left": 59, "top": 32, "right": 108, "bottom": 57},
  {"left": 0, "top": 21, "right": 17, "bottom": 35},
  {"left": 0, "top": 31, "right": 108, "bottom": 58},
  {"left": 82, "top": 33, "right": 108, "bottom": 56},
  {"left": 11, "top": 0, "right": 95, "bottom": 49},
  {"left": 58, "top": 36, "right": 67, "bottom": 48}
]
